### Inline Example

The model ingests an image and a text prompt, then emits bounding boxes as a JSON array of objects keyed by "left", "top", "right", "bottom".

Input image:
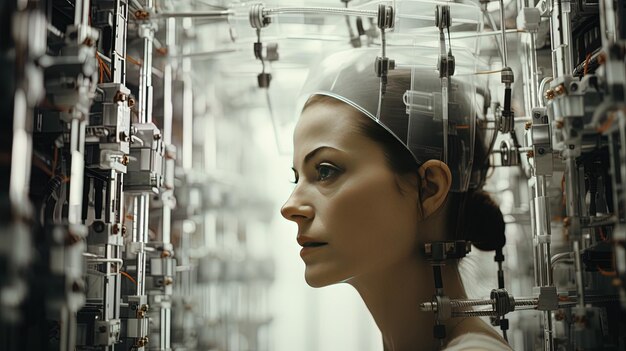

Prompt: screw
[
  {"left": 555, "top": 84, "right": 566, "bottom": 96},
  {"left": 569, "top": 144, "right": 576, "bottom": 150},
  {"left": 570, "top": 83, "right": 578, "bottom": 92},
  {"left": 538, "top": 148, "right": 545, "bottom": 155},
  {"left": 525, "top": 121, "right": 533, "bottom": 130}
]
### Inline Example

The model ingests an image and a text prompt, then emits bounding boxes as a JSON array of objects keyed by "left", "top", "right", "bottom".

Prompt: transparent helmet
[{"left": 297, "top": 47, "right": 479, "bottom": 191}]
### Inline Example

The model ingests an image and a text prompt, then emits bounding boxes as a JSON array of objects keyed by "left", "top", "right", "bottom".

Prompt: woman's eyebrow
[{"left": 292, "top": 146, "right": 340, "bottom": 169}]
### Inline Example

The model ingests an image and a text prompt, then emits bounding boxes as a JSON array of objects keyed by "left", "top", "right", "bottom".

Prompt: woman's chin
[{"left": 304, "top": 269, "right": 339, "bottom": 288}]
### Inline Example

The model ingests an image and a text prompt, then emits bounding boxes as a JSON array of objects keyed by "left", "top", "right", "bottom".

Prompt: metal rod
[
  {"left": 157, "top": 10, "right": 233, "bottom": 18},
  {"left": 499, "top": 0, "right": 508, "bottom": 67},
  {"left": 263, "top": 7, "right": 376, "bottom": 18}
]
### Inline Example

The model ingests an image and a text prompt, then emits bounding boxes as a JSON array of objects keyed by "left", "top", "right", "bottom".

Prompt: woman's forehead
[
  {"left": 292, "top": 103, "right": 377, "bottom": 166},
  {"left": 295, "top": 104, "right": 359, "bottom": 148}
]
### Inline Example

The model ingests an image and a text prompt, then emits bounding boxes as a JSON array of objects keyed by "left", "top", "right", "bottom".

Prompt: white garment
[{"left": 443, "top": 333, "right": 512, "bottom": 351}]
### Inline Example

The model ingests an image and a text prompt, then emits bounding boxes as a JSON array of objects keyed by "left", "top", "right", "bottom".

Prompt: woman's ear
[{"left": 418, "top": 160, "right": 452, "bottom": 218}]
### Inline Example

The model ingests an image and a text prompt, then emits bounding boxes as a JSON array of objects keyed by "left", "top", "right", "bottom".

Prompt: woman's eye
[{"left": 316, "top": 163, "right": 340, "bottom": 182}]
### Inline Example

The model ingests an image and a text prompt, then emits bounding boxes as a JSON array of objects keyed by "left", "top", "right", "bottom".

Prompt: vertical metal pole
[
  {"left": 528, "top": 32, "right": 540, "bottom": 108},
  {"left": 9, "top": 91, "right": 33, "bottom": 217},
  {"left": 550, "top": 0, "right": 573, "bottom": 77},
  {"left": 499, "top": 0, "right": 508, "bottom": 67}
]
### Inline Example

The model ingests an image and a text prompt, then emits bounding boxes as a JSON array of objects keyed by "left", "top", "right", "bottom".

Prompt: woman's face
[{"left": 281, "top": 101, "right": 421, "bottom": 287}]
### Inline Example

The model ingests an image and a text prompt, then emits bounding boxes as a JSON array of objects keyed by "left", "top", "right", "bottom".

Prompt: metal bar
[{"left": 158, "top": 10, "right": 233, "bottom": 18}]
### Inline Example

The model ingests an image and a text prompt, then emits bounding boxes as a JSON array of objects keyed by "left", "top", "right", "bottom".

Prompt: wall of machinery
[{"left": 1, "top": 0, "right": 625, "bottom": 350}]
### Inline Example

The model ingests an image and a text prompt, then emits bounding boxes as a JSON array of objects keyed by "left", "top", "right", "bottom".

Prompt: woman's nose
[{"left": 280, "top": 193, "right": 314, "bottom": 223}]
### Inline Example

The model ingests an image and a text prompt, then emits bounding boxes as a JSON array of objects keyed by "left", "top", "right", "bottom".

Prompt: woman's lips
[{"left": 300, "top": 243, "right": 328, "bottom": 257}]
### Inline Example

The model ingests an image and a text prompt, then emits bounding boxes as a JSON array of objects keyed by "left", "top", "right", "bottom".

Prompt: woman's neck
[{"left": 348, "top": 256, "right": 470, "bottom": 351}]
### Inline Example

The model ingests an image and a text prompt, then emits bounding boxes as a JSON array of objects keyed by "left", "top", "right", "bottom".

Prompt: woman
[{"left": 281, "top": 49, "right": 511, "bottom": 350}]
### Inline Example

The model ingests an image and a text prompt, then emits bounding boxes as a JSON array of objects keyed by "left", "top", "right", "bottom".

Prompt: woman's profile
[{"left": 281, "top": 48, "right": 512, "bottom": 351}]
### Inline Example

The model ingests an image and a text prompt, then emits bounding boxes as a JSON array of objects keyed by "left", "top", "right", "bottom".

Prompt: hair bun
[{"left": 463, "top": 190, "right": 506, "bottom": 251}]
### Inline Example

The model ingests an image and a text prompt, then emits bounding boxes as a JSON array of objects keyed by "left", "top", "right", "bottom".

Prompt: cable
[{"left": 120, "top": 271, "right": 138, "bottom": 285}]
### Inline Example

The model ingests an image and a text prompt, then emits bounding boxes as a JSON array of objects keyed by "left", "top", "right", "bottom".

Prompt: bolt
[
  {"left": 527, "top": 150, "right": 534, "bottom": 158},
  {"left": 114, "top": 91, "right": 127, "bottom": 103},
  {"left": 112, "top": 224, "right": 119, "bottom": 234},
  {"left": 545, "top": 89, "right": 555, "bottom": 100},
  {"left": 122, "top": 155, "right": 129, "bottom": 166},
  {"left": 525, "top": 121, "right": 533, "bottom": 130},
  {"left": 563, "top": 217, "right": 570, "bottom": 227},
  {"left": 141, "top": 304, "right": 149, "bottom": 312},
  {"left": 556, "top": 120, "right": 564, "bottom": 129},
  {"left": 555, "top": 84, "right": 566, "bottom": 96},
  {"left": 164, "top": 277, "right": 173, "bottom": 286},
  {"left": 153, "top": 133, "right": 161, "bottom": 140},
  {"left": 161, "top": 250, "right": 171, "bottom": 258},
  {"left": 555, "top": 311, "right": 565, "bottom": 321},
  {"left": 93, "top": 221, "right": 105, "bottom": 233},
  {"left": 128, "top": 97, "right": 136, "bottom": 108},
  {"left": 134, "top": 10, "right": 149, "bottom": 20},
  {"left": 122, "top": 226, "right": 127, "bottom": 235}
]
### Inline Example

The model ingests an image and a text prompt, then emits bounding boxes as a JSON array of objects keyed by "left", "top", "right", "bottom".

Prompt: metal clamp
[
  {"left": 376, "top": 4, "right": 394, "bottom": 29},
  {"left": 249, "top": 3, "right": 271, "bottom": 29}
]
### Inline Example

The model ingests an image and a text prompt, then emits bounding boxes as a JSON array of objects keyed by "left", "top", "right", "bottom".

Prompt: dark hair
[{"left": 302, "top": 92, "right": 505, "bottom": 252}]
